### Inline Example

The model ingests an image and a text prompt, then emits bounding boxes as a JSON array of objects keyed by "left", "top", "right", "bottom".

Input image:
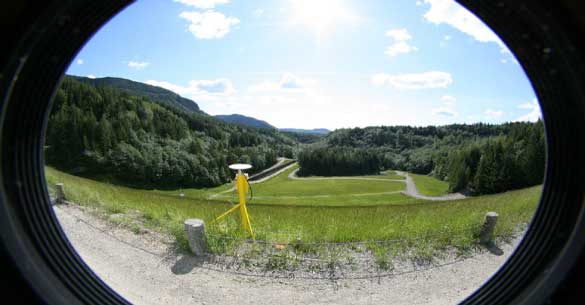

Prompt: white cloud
[
  {"left": 253, "top": 9, "right": 264, "bottom": 17},
  {"left": 87, "top": 74, "right": 96, "bottom": 79},
  {"left": 191, "top": 79, "right": 236, "bottom": 95},
  {"left": 422, "top": 0, "right": 509, "bottom": 53},
  {"left": 249, "top": 73, "right": 317, "bottom": 92},
  {"left": 416, "top": 1, "right": 423, "bottom": 6},
  {"left": 432, "top": 106, "right": 457, "bottom": 117},
  {"left": 174, "top": 0, "right": 229, "bottom": 9},
  {"left": 384, "top": 28, "right": 418, "bottom": 57},
  {"left": 484, "top": 108, "right": 504, "bottom": 118},
  {"left": 385, "top": 41, "right": 418, "bottom": 57},
  {"left": 179, "top": 10, "right": 240, "bottom": 39},
  {"left": 145, "top": 78, "right": 236, "bottom": 98},
  {"left": 127, "top": 61, "right": 150, "bottom": 70},
  {"left": 145, "top": 80, "right": 190, "bottom": 95},
  {"left": 76, "top": 59, "right": 84, "bottom": 65},
  {"left": 440, "top": 35, "right": 451, "bottom": 47},
  {"left": 371, "top": 71, "right": 453, "bottom": 89},
  {"left": 432, "top": 95, "right": 457, "bottom": 117},
  {"left": 514, "top": 99, "right": 541, "bottom": 122},
  {"left": 385, "top": 28, "right": 412, "bottom": 41},
  {"left": 441, "top": 95, "right": 456, "bottom": 106}
]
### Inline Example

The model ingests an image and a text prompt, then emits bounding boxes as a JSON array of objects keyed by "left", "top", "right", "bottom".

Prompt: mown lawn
[
  {"left": 46, "top": 166, "right": 541, "bottom": 256},
  {"left": 410, "top": 173, "right": 450, "bottom": 196},
  {"left": 253, "top": 165, "right": 403, "bottom": 195}
]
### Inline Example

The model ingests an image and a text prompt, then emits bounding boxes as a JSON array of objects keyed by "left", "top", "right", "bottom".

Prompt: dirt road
[
  {"left": 395, "top": 171, "right": 466, "bottom": 201},
  {"left": 55, "top": 204, "right": 521, "bottom": 305}
]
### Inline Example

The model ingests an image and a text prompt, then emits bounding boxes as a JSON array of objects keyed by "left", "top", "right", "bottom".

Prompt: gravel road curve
[
  {"left": 55, "top": 204, "right": 522, "bottom": 305},
  {"left": 288, "top": 167, "right": 465, "bottom": 201},
  {"left": 395, "top": 171, "right": 466, "bottom": 201}
]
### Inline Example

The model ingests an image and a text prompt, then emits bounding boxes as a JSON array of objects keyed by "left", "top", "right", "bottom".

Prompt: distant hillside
[
  {"left": 215, "top": 114, "right": 275, "bottom": 129},
  {"left": 280, "top": 128, "right": 331, "bottom": 135},
  {"left": 70, "top": 75, "right": 202, "bottom": 114}
]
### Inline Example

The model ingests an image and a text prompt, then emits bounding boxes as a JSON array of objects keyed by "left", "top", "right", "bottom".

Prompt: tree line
[
  {"left": 300, "top": 121, "right": 545, "bottom": 195},
  {"left": 297, "top": 147, "right": 381, "bottom": 177}
]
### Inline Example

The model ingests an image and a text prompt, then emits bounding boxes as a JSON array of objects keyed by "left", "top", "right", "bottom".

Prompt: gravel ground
[
  {"left": 395, "top": 171, "right": 466, "bottom": 201},
  {"left": 54, "top": 204, "right": 522, "bottom": 305}
]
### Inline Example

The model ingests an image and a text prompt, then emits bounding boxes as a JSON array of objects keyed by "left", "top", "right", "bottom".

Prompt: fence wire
[{"left": 57, "top": 205, "right": 505, "bottom": 280}]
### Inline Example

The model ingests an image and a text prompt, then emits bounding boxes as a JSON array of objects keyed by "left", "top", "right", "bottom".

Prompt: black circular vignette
[{"left": 0, "top": 1, "right": 584, "bottom": 304}]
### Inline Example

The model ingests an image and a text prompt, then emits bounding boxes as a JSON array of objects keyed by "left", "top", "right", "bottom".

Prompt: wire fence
[
  {"left": 205, "top": 225, "right": 481, "bottom": 246},
  {"left": 56, "top": 204, "right": 514, "bottom": 280},
  {"left": 193, "top": 224, "right": 496, "bottom": 279}
]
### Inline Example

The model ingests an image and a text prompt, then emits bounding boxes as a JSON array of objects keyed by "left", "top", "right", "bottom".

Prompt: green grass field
[
  {"left": 231, "top": 165, "right": 410, "bottom": 206},
  {"left": 46, "top": 165, "right": 541, "bottom": 258},
  {"left": 410, "top": 173, "right": 450, "bottom": 196}
]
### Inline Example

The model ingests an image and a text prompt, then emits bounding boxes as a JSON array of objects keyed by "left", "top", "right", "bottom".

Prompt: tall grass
[{"left": 46, "top": 166, "right": 540, "bottom": 255}]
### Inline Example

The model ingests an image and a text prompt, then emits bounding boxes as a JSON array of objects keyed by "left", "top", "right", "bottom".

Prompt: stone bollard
[
  {"left": 184, "top": 219, "right": 207, "bottom": 256},
  {"left": 55, "top": 183, "right": 66, "bottom": 205},
  {"left": 480, "top": 212, "right": 498, "bottom": 244}
]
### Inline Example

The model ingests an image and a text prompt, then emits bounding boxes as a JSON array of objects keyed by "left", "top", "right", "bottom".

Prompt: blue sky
[{"left": 66, "top": 0, "right": 540, "bottom": 129}]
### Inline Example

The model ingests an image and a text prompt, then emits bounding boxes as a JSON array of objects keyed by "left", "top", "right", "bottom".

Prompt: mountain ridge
[
  {"left": 214, "top": 114, "right": 275, "bottom": 130},
  {"left": 69, "top": 75, "right": 202, "bottom": 114}
]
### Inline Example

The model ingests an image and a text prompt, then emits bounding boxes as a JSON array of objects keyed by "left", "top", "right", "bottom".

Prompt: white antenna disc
[{"left": 229, "top": 163, "right": 252, "bottom": 170}]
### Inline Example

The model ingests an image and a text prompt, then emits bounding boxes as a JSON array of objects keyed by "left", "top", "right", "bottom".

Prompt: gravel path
[
  {"left": 288, "top": 167, "right": 465, "bottom": 201},
  {"left": 54, "top": 204, "right": 522, "bottom": 305},
  {"left": 395, "top": 171, "right": 466, "bottom": 201}
]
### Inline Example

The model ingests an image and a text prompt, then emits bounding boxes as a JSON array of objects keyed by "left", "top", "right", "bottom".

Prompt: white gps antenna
[{"left": 228, "top": 163, "right": 253, "bottom": 171}]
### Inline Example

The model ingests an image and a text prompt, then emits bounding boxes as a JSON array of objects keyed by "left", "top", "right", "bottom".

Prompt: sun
[{"left": 291, "top": 0, "right": 355, "bottom": 38}]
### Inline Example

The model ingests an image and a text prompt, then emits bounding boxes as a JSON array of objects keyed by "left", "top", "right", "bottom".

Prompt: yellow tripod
[{"left": 214, "top": 167, "right": 254, "bottom": 238}]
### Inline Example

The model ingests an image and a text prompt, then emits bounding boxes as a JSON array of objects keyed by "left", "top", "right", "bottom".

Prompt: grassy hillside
[{"left": 46, "top": 166, "right": 540, "bottom": 254}]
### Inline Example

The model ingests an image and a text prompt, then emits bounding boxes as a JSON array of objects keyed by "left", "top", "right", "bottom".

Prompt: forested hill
[
  {"left": 215, "top": 114, "right": 275, "bottom": 129},
  {"left": 300, "top": 122, "right": 545, "bottom": 195},
  {"left": 46, "top": 76, "right": 296, "bottom": 189},
  {"left": 70, "top": 75, "right": 202, "bottom": 114}
]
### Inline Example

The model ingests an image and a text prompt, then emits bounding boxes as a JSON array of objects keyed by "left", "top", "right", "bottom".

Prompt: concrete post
[
  {"left": 55, "top": 183, "right": 66, "bottom": 205},
  {"left": 184, "top": 219, "right": 206, "bottom": 256},
  {"left": 480, "top": 212, "right": 498, "bottom": 244}
]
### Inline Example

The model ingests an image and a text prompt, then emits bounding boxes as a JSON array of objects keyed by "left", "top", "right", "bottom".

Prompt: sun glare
[{"left": 291, "top": 0, "right": 354, "bottom": 37}]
